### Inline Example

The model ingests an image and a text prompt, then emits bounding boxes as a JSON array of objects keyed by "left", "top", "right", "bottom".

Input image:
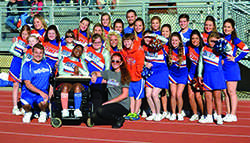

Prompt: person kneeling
[
  {"left": 88, "top": 53, "right": 131, "bottom": 128},
  {"left": 21, "top": 44, "right": 52, "bottom": 123},
  {"left": 58, "top": 44, "right": 89, "bottom": 118}
]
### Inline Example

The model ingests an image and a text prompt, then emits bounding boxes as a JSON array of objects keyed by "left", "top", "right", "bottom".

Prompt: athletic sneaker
[
  {"left": 12, "top": 107, "right": 23, "bottom": 116},
  {"left": 130, "top": 113, "right": 140, "bottom": 121},
  {"left": 74, "top": 109, "right": 82, "bottom": 118},
  {"left": 213, "top": 112, "right": 218, "bottom": 121},
  {"left": 86, "top": 118, "right": 94, "bottom": 127},
  {"left": 23, "top": 112, "right": 32, "bottom": 123},
  {"left": 217, "top": 115, "right": 223, "bottom": 125},
  {"left": 62, "top": 109, "right": 69, "bottom": 118},
  {"left": 231, "top": 114, "right": 238, "bottom": 122},
  {"left": 38, "top": 111, "right": 47, "bottom": 123},
  {"left": 177, "top": 113, "right": 184, "bottom": 121},
  {"left": 169, "top": 113, "right": 176, "bottom": 121},
  {"left": 162, "top": 111, "right": 171, "bottom": 119},
  {"left": 124, "top": 113, "right": 133, "bottom": 120},
  {"left": 141, "top": 110, "right": 148, "bottom": 118},
  {"left": 189, "top": 114, "right": 199, "bottom": 121},
  {"left": 223, "top": 114, "right": 232, "bottom": 122},
  {"left": 146, "top": 113, "right": 156, "bottom": 121},
  {"left": 199, "top": 115, "right": 213, "bottom": 123},
  {"left": 154, "top": 114, "right": 164, "bottom": 121},
  {"left": 181, "top": 110, "right": 186, "bottom": 117},
  {"left": 198, "top": 115, "right": 205, "bottom": 122}
]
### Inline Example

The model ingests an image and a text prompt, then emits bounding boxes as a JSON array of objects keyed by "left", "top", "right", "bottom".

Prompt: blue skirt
[
  {"left": 223, "top": 62, "right": 241, "bottom": 81},
  {"left": 169, "top": 66, "right": 188, "bottom": 84},
  {"left": 8, "top": 56, "right": 22, "bottom": 82},
  {"left": 203, "top": 69, "right": 226, "bottom": 90}
]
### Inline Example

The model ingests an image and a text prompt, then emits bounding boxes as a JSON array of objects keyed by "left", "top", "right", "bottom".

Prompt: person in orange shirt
[{"left": 122, "top": 33, "right": 145, "bottom": 121}]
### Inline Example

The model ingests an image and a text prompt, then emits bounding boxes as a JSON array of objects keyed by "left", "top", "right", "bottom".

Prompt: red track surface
[{"left": 0, "top": 90, "right": 249, "bottom": 143}]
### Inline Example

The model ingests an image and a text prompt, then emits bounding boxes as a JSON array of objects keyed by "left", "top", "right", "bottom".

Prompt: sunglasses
[
  {"left": 65, "top": 35, "right": 74, "bottom": 38},
  {"left": 111, "top": 60, "right": 121, "bottom": 63}
]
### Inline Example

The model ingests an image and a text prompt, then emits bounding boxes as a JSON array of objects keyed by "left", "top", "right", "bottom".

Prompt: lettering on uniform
[
  {"left": 107, "top": 79, "right": 120, "bottom": 86},
  {"left": 34, "top": 68, "right": 50, "bottom": 74},
  {"left": 86, "top": 52, "right": 101, "bottom": 63}
]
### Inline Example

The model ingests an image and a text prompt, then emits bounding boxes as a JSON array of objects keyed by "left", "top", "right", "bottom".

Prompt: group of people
[{"left": 8, "top": 8, "right": 249, "bottom": 128}]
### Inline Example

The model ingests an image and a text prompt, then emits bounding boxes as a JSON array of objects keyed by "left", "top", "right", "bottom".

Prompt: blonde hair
[
  {"left": 33, "top": 14, "right": 47, "bottom": 30},
  {"left": 105, "top": 31, "right": 122, "bottom": 52}
]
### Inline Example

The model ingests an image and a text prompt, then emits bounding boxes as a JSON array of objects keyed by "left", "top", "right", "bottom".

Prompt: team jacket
[
  {"left": 9, "top": 36, "right": 27, "bottom": 57},
  {"left": 73, "top": 29, "right": 90, "bottom": 44}
]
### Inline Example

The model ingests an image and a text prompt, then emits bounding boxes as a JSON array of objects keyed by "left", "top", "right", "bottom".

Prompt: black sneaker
[{"left": 112, "top": 116, "right": 125, "bottom": 128}]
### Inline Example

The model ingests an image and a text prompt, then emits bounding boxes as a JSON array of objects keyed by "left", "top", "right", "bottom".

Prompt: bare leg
[
  {"left": 130, "top": 97, "right": 135, "bottom": 113},
  {"left": 188, "top": 84, "right": 197, "bottom": 114},
  {"left": 205, "top": 91, "right": 213, "bottom": 115},
  {"left": 176, "top": 84, "right": 185, "bottom": 114},
  {"left": 227, "top": 81, "right": 238, "bottom": 115},
  {"left": 146, "top": 87, "right": 156, "bottom": 114},
  {"left": 12, "top": 82, "right": 19, "bottom": 107},
  {"left": 161, "top": 89, "right": 168, "bottom": 112},
  {"left": 213, "top": 90, "right": 222, "bottom": 116},
  {"left": 223, "top": 89, "right": 231, "bottom": 114},
  {"left": 170, "top": 84, "right": 177, "bottom": 114},
  {"left": 152, "top": 87, "right": 162, "bottom": 114}
]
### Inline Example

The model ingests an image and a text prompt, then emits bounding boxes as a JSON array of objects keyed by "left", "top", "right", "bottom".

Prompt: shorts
[
  {"left": 129, "top": 79, "right": 145, "bottom": 100},
  {"left": 20, "top": 91, "right": 47, "bottom": 108}
]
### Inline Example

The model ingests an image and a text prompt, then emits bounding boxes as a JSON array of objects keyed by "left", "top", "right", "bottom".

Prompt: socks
[
  {"left": 61, "top": 93, "right": 68, "bottom": 110},
  {"left": 74, "top": 92, "right": 82, "bottom": 109}
]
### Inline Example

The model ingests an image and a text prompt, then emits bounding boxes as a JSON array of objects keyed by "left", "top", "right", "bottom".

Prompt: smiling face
[
  {"left": 79, "top": 20, "right": 89, "bottom": 31},
  {"left": 123, "top": 39, "right": 133, "bottom": 49},
  {"left": 143, "top": 33, "right": 152, "bottom": 45},
  {"left": 179, "top": 18, "right": 189, "bottom": 30},
  {"left": 208, "top": 37, "right": 219, "bottom": 48},
  {"left": 28, "top": 37, "right": 39, "bottom": 47},
  {"left": 21, "top": 30, "right": 29, "bottom": 41},
  {"left": 72, "top": 46, "right": 83, "bottom": 58},
  {"left": 171, "top": 36, "right": 180, "bottom": 48},
  {"left": 94, "top": 26, "right": 103, "bottom": 35},
  {"left": 110, "top": 35, "right": 118, "bottom": 48},
  {"left": 65, "top": 33, "right": 74, "bottom": 44},
  {"left": 111, "top": 55, "right": 122, "bottom": 71},
  {"left": 161, "top": 26, "right": 170, "bottom": 39},
  {"left": 101, "top": 15, "right": 110, "bottom": 27},
  {"left": 114, "top": 22, "right": 123, "bottom": 33},
  {"left": 48, "top": 29, "right": 56, "bottom": 41},
  {"left": 135, "top": 20, "right": 143, "bottom": 33},
  {"left": 191, "top": 34, "right": 200, "bottom": 47},
  {"left": 92, "top": 37, "right": 102, "bottom": 50},
  {"left": 223, "top": 22, "right": 234, "bottom": 36},
  {"left": 127, "top": 12, "right": 137, "bottom": 26},
  {"left": 32, "top": 47, "right": 44, "bottom": 63},
  {"left": 205, "top": 20, "right": 214, "bottom": 33},
  {"left": 33, "top": 18, "right": 44, "bottom": 30},
  {"left": 151, "top": 19, "right": 160, "bottom": 31}
]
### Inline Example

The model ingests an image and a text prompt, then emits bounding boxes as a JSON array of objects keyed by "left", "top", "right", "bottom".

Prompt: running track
[{"left": 0, "top": 90, "right": 249, "bottom": 143}]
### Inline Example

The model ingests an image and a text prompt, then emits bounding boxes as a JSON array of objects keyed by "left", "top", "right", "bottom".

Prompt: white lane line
[
  {"left": 0, "top": 120, "right": 250, "bottom": 138},
  {"left": 0, "top": 131, "right": 149, "bottom": 143}
]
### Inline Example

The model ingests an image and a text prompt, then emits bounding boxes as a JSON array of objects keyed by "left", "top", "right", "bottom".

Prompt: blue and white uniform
[
  {"left": 167, "top": 46, "right": 189, "bottom": 84},
  {"left": 223, "top": 35, "right": 249, "bottom": 81},
  {"left": 143, "top": 45, "right": 169, "bottom": 89},
  {"left": 187, "top": 46, "right": 201, "bottom": 83},
  {"left": 179, "top": 28, "right": 192, "bottom": 47},
  {"left": 20, "top": 59, "right": 51, "bottom": 108}
]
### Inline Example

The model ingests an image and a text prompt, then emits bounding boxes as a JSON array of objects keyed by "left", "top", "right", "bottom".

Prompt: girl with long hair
[
  {"left": 73, "top": 17, "right": 91, "bottom": 45},
  {"left": 134, "top": 17, "right": 145, "bottom": 41}
]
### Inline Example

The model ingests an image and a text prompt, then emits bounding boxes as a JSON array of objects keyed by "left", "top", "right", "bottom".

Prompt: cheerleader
[
  {"left": 113, "top": 18, "right": 124, "bottom": 37},
  {"left": 222, "top": 18, "right": 249, "bottom": 122},
  {"left": 134, "top": 17, "right": 145, "bottom": 42},
  {"left": 73, "top": 17, "right": 91, "bottom": 45},
  {"left": 105, "top": 30, "right": 123, "bottom": 55},
  {"left": 151, "top": 16, "right": 161, "bottom": 35},
  {"left": 187, "top": 30, "right": 204, "bottom": 121},
  {"left": 84, "top": 34, "right": 110, "bottom": 111},
  {"left": 167, "top": 32, "right": 188, "bottom": 121},
  {"left": 160, "top": 24, "right": 172, "bottom": 119},
  {"left": 92, "top": 23, "right": 106, "bottom": 43},
  {"left": 58, "top": 30, "right": 76, "bottom": 61},
  {"left": 202, "top": 16, "right": 218, "bottom": 44},
  {"left": 31, "top": 14, "right": 47, "bottom": 42},
  {"left": 198, "top": 32, "right": 232, "bottom": 125},
  {"left": 178, "top": 14, "right": 192, "bottom": 47},
  {"left": 143, "top": 31, "right": 169, "bottom": 121},
  {"left": 58, "top": 44, "right": 89, "bottom": 117},
  {"left": 43, "top": 25, "right": 61, "bottom": 70},
  {"left": 101, "top": 13, "right": 112, "bottom": 37},
  {"left": 22, "top": 34, "right": 40, "bottom": 65},
  {"left": 9, "top": 25, "right": 30, "bottom": 115}
]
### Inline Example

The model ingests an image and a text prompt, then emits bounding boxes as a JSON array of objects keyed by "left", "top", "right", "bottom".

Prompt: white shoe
[
  {"left": 231, "top": 114, "right": 238, "bottom": 122},
  {"left": 146, "top": 113, "right": 156, "bottom": 121},
  {"left": 23, "top": 112, "right": 32, "bottom": 123},
  {"left": 189, "top": 114, "right": 199, "bottom": 121},
  {"left": 213, "top": 112, "right": 218, "bottom": 121},
  {"left": 199, "top": 115, "right": 213, "bottom": 123},
  {"left": 141, "top": 110, "right": 147, "bottom": 118},
  {"left": 223, "top": 114, "right": 232, "bottom": 122},
  {"left": 169, "top": 113, "right": 176, "bottom": 121},
  {"left": 154, "top": 114, "right": 164, "bottom": 121},
  {"left": 177, "top": 113, "right": 184, "bottom": 121},
  {"left": 181, "top": 110, "right": 186, "bottom": 117},
  {"left": 38, "top": 111, "right": 47, "bottom": 123},
  {"left": 12, "top": 107, "right": 23, "bottom": 115},
  {"left": 217, "top": 115, "right": 223, "bottom": 125},
  {"left": 62, "top": 109, "right": 69, "bottom": 118},
  {"left": 74, "top": 109, "right": 82, "bottom": 118},
  {"left": 162, "top": 112, "right": 171, "bottom": 119}
]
